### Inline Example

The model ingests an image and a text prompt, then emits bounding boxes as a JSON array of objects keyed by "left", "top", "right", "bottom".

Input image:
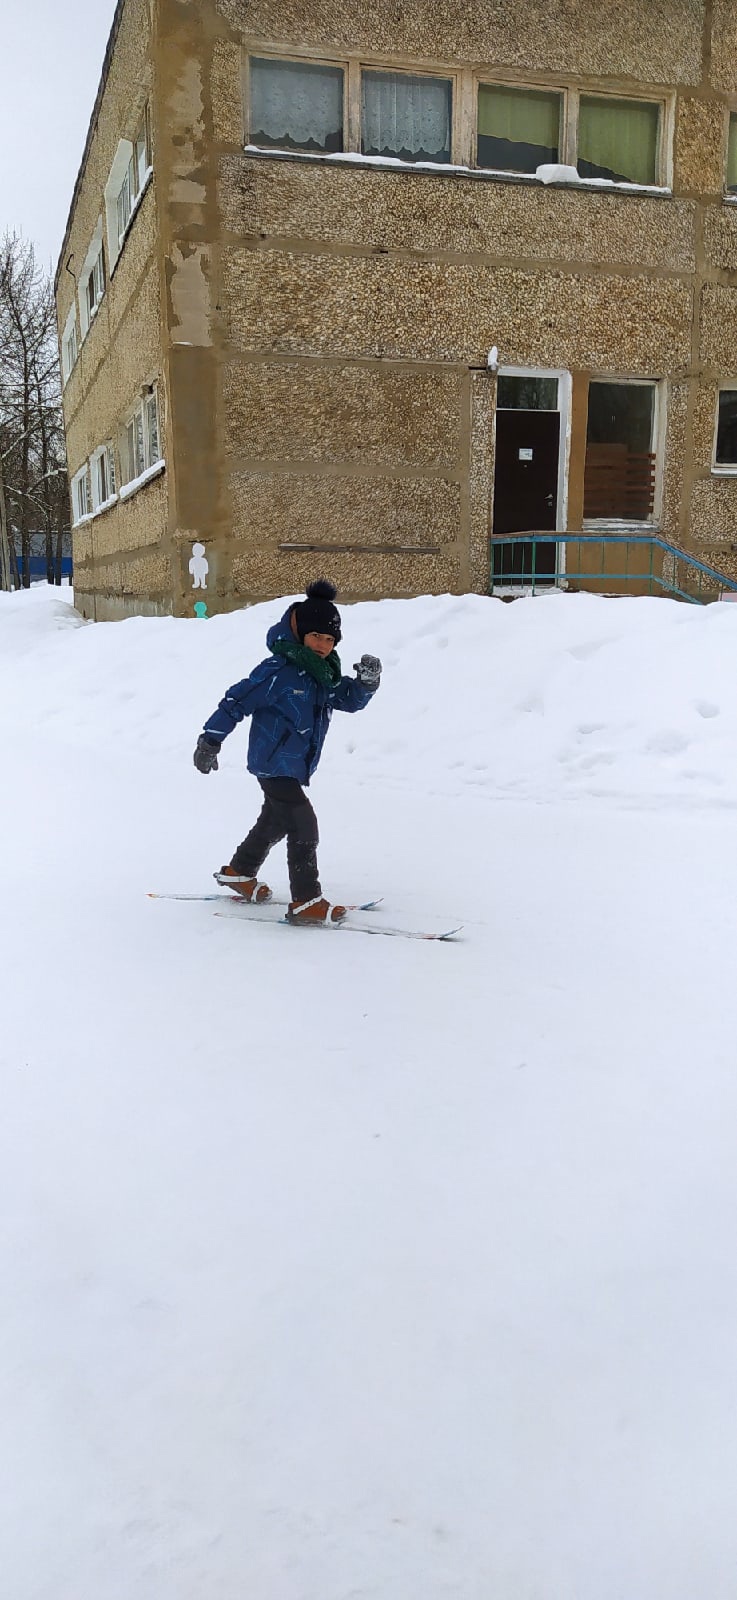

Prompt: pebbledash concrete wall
[
  {"left": 57, "top": 0, "right": 737, "bottom": 617},
  {"left": 56, "top": 0, "right": 168, "bottom": 620}
]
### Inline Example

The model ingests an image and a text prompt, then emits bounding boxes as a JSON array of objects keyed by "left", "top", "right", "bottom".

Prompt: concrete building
[{"left": 56, "top": 0, "right": 737, "bottom": 620}]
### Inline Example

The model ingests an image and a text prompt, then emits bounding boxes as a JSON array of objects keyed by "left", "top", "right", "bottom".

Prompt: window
[
  {"left": 105, "top": 107, "right": 152, "bottom": 271},
  {"left": 578, "top": 96, "right": 659, "bottom": 185},
  {"left": 61, "top": 306, "right": 78, "bottom": 383},
  {"left": 475, "top": 85, "right": 663, "bottom": 186},
  {"left": 84, "top": 248, "right": 105, "bottom": 323},
  {"left": 728, "top": 115, "right": 737, "bottom": 195},
  {"left": 116, "top": 113, "right": 150, "bottom": 246},
  {"left": 145, "top": 392, "right": 159, "bottom": 464},
  {"left": 249, "top": 57, "right": 344, "bottom": 153},
  {"left": 584, "top": 381, "right": 657, "bottom": 522},
  {"left": 361, "top": 70, "right": 452, "bottom": 163},
  {"left": 91, "top": 444, "right": 117, "bottom": 510},
  {"left": 715, "top": 390, "right": 737, "bottom": 467},
  {"left": 497, "top": 374, "right": 559, "bottom": 410},
  {"left": 134, "top": 110, "right": 151, "bottom": 189},
  {"left": 117, "top": 164, "right": 132, "bottom": 242},
  {"left": 126, "top": 409, "right": 145, "bottom": 481},
  {"left": 78, "top": 224, "right": 105, "bottom": 339},
  {"left": 477, "top": 86, "right": 561, "bottom": 174},
  {"left": 123, "top": 389, "right": 161, "bottom": 485},
  {"left": 71, "top": 465, "right": 91, "bottom": 524}
]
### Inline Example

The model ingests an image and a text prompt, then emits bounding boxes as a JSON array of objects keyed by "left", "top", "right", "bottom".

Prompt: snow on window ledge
[
  {"left": 72, "top": 492, "right": 119, "bottom": 529},
  {"left": 118, "top": 457, "right": 165, "bottom": 502},
  {"left": 711, "top": 464, "right": 737, "bottom": 476},
  {"left": 243, "top": 144, "right": 671, "bottom": 196},
  {"left": 92, "top": 492, "right": 119, "bottom": 518}
]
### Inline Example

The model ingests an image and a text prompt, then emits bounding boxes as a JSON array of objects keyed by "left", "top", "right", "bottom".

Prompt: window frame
[
  {"left": 245, "top": 52, "right": 462, "bottom": 164},
  {"left": 78, "top": 223, "right": 105, "bottom": 340},
  {"left": 71, "top": 464, "right": 92, "bottom": 526},
  {"left": 475, "top": 80, "right": 568, "bottom": 177},
  {"left": 473, "top": 77, "right": 670, "bottom": 189},
  {"left": 120, "top": 386, "right": 162, "bottom": 489},
  {"left": 61, "top": 304, "right": 78, "bottom": 384},
  {"left": 90, "top": 443, "right": 117, "bottom": 512},
  {"left": 104, "top": 105, "right": 153, "bottom": 274},
  {"left": 712, "top": 386, "right": 737, "bottom": 474},
  {"left": 572, "top": 88, "right": 666, "bottom": 189},
  {"left": 582, "top": 376, "right": 664, "bottom": 530},
  {"left": 242, "top": 52, "right": 672, "bottom": 188},
  {"left": 359, "top": 64, "right": 455, "bottom": 166},
  {"left": 725, "top": 110, "right": 737, "bottom": 199},
  {"left": 245, "top": 52, "right": 349, "bottom": 155}
]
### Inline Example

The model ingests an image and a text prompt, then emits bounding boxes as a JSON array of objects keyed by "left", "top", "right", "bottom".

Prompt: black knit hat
[{"left": 293, "top": 579, "right": 342, "bottom": 644}]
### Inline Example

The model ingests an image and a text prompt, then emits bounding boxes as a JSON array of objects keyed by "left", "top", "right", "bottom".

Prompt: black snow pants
[{"left": 230, "top": 778, "right": 320, "bottom": 902}]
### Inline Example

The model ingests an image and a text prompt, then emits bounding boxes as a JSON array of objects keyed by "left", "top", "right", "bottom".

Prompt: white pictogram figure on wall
[{"left": 189, "top": 542, "right": 208, "bottom": 589}]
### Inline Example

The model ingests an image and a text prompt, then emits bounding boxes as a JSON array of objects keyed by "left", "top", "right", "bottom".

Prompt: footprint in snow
[
  {"left": 574, "top": 750, "right": 616, "bottom": 771},
  {"left": 647, "top": 730, "right": 689, "bottom": 755},
  {"left": 695, "top": 700, "right": 720, "bottom": 720},
  {"left": 568, "top": 640, "right": 605, "bottom": 661}
]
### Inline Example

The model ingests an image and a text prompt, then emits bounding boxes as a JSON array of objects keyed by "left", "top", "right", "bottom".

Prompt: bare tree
[{"left": 0, "top": 234, "right": 69, "bottom": 590}]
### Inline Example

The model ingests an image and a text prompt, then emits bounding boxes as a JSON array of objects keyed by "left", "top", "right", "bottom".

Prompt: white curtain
[
  {"left": 362, "top": 72, "right": 451, "bottom": 161},
  {"left": 250, "top": 58, "right": 343, "bottom": 151}
]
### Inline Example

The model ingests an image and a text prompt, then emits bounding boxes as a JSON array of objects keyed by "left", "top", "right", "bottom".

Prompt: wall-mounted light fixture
[{"left": 486, "top": 346, "right": 499, "bottom": 373}]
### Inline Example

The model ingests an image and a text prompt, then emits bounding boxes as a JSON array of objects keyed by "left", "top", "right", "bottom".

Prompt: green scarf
[{"left": 271, "top": 635, "right": 342, "bottom": 688}]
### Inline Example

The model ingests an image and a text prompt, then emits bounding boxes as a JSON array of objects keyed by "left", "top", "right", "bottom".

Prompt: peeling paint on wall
[{"left": 169, "top": 243, "right": 212, "bottom": 346}]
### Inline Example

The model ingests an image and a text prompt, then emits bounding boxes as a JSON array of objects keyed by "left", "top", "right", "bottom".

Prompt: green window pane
[
  {"left": 578, "top": 97, "right": 659, "bottom": 186},
  {"left": 250, "top": 58, "right": 344, "bottom": 154},
  {"left": 477, "top": 85, "right": 561, "bottom": 173},
  {"left": 728, "top": 115, "right": 737, "bottom": 194}
]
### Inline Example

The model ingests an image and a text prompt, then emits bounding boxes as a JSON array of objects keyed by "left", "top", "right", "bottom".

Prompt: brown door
[{"left": 492, "top": 410, "right": 560, "bottom": 584}]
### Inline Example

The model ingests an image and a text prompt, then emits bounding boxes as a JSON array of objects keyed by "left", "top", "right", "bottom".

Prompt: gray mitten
[
  {"left": 193, "top": 735, "right": 220, "bottom": 773},
  {"left": 353, "top": 653, "right": 382, "bottom": 690}
]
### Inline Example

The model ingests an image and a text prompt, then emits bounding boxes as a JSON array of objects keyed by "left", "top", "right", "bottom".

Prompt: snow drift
[{"left": 3, "top": 584, "right": 737, "bottom": 1600}]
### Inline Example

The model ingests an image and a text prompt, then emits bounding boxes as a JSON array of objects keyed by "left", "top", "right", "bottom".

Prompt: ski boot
[
  {"left": 287, "top": 896, "right": 347, "bottom": 925},
  {"left": 214, "top": 866, "right": 271, "bottom": 902}
]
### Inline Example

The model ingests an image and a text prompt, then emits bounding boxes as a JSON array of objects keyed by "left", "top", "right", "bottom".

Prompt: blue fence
[
  {"left": 25, "top": 556, "right": 73, "bottom": 579},
  {"left": 491, "top": 531, "right": 737, "bottom": 604}
]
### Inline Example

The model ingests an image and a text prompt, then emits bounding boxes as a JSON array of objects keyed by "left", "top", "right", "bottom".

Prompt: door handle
[{"left": 546, "top": 493, "right": 554, "bottom": 508}]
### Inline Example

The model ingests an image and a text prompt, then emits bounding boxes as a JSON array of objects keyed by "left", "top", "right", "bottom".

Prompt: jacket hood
[{"left": 266, "top": 605, "right": 295, "bottom": 652}]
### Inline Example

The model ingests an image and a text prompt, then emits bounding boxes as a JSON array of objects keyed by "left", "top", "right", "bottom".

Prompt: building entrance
[{"left": 492, "top": 372, "right": 567, "bottom": 587}]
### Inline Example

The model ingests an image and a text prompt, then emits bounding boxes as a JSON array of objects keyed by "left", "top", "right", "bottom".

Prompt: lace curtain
[
  {"left": 361, "top": 72, "right": 452, "bottom": 163},
  {"left": 250, "top": 58, "right": 344, "bottom": 152}
]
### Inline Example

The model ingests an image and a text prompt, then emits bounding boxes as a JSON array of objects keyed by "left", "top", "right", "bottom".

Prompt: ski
[
  {"left": 214, "top": 907, "right": 462, "bottom": 941},
  {"left": 148, "top": 891, "right": 460, "bottom": 939},
  {"left": 148, "top": 891, "right": 383, "bottom": 911}
]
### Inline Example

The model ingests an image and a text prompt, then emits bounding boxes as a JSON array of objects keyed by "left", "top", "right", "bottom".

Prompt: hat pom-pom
[{"left": 306, "top": 578, "right": 337, "bottom": 601}]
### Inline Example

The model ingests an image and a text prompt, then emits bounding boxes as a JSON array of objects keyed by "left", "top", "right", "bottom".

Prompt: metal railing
[{"left": 490, "top": 531, "right": 737, "bottom": 604}]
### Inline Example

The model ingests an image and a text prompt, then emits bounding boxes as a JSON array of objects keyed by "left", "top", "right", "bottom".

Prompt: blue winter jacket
[{"left": 201, "top": 607, "right": 376, "bottom": 784}]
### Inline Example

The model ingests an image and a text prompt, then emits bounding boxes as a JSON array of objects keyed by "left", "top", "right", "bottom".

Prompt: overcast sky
[{"left": 1, "top": 0, "right": 117, "bottom": 276}]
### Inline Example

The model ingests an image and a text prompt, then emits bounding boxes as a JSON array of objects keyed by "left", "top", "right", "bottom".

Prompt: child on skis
[{"left": 193, "top": 580, "right": 381, "bottom": 924}]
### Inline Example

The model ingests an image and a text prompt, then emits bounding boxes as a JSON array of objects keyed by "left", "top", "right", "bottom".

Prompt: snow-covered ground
[{"left": 3, "top": 582, "right": 737, "bottom": 1599}]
